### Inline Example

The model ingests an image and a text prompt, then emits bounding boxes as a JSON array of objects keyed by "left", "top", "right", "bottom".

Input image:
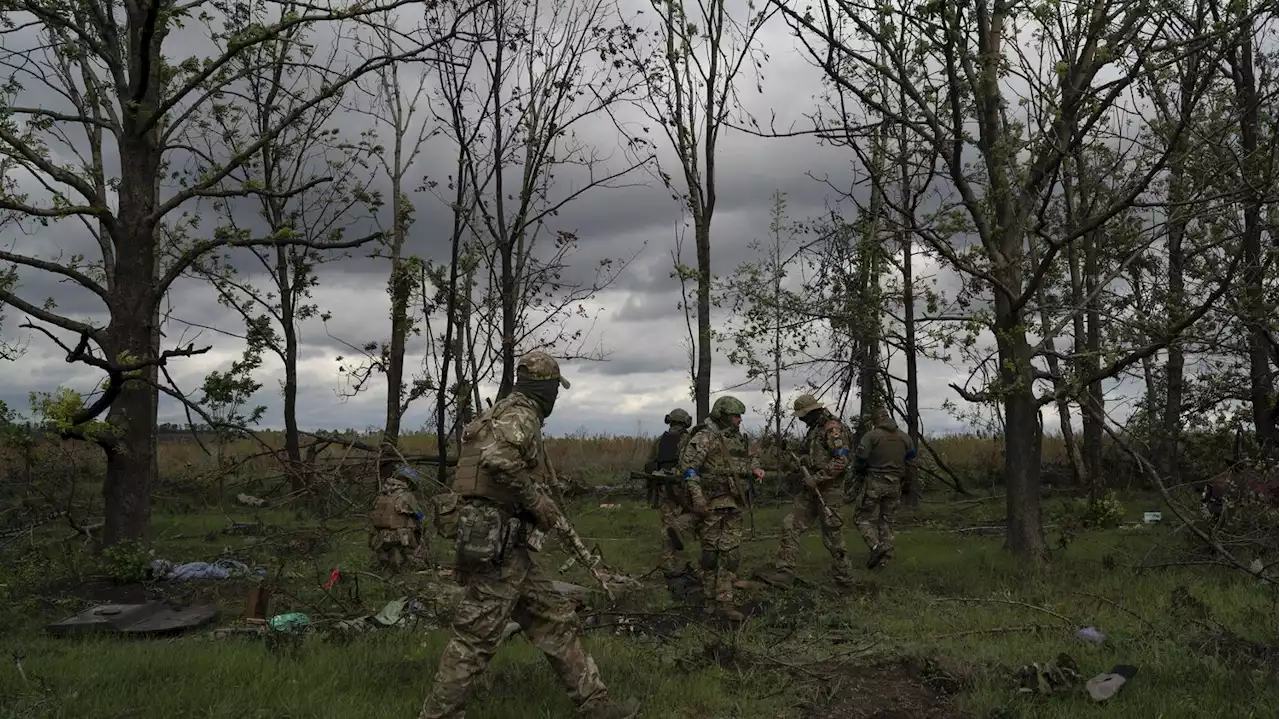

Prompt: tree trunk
[
  {"left": 385, "top": 174, "right": 412, "bottom": 469},
  {"left": 275, "top": 245, "right": 304, "bottom": 491},
  {"left": 498, "top": 236, "right": 517, "bottom": 400},
  {"left": 1065, "top": 211, "right": 1096, "bottom": 494},
  {"left": 1082, "top": 231, "right": 1104, "bottom": 498},
  {"left": 694, "top": 216, "right": 712, "bottom": 422},
  {"left": 1162, "top": 164, "right": 1187, "bottom": 486},
  {"left": 900, "top": 228, "right": 921, "bottom": 506},
  {"left": 1029, "top": 238, "right": 1086, "bottom": 489},
  {"left": 995, "top": 288, "right": 1048, "bottom": 561},
  {"left": 101, "top": 84, "right": 163, "bottom": 546},
  {"left": 437, "top": 196, "right": 468, "bottom": 484}
]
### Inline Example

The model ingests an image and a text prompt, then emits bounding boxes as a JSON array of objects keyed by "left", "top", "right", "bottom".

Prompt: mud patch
[{"left": 796, "top": 658, "right": 964, "bottom": 719}]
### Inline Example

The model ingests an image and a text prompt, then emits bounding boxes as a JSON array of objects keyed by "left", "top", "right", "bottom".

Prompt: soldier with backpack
[{"left": 643, "top": 408, "right": 705, "bottom": 601}]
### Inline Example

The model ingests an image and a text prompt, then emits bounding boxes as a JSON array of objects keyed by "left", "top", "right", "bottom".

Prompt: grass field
[{"left": 0, "top": 434, "right": 1275, "bottom": 718}]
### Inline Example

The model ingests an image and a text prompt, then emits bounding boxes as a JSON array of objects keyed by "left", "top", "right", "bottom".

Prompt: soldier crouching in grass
[
  {"left": 418, "top": 351, "right": 640, "bottom": 719},
  {"left": 369, "top": 464, "right": 426, "bottom": 573},
  {"left": 678, "top": 396, "right": 764, "bottom": 623},
  {"left": 645, "top": 407, "right": 705, "bottom": 602}
]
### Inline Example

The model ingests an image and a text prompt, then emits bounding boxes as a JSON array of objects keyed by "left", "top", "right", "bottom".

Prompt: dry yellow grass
[{"left": 1, "top": 429, "right": 1070, "bottom": 484}]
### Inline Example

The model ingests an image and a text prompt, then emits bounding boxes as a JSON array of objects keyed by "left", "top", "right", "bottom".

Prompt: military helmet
[
  {"left": 664, "top": 408, "right": 692, "bottom": 426},
  {"left": 710, "top": 395, "right": 746, "bottom": 418},
  {"left": 392, "top": 464, "right": 422, "bottom": 488},
  {"left": 792, "top": 393, "right": 825, "bottom": 418},
  {"left": 517, "top": 350, "right": 571, "bottom": 388}
]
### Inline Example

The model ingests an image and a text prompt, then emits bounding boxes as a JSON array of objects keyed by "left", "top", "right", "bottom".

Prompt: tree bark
[
  {"left": 694, "top": 216, "right": 712, "bottom": 422},
  {"left": 995, "top": 283, "right": 1049, "bottom": 561}
]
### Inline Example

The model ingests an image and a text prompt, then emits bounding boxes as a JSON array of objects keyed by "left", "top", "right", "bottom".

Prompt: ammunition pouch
[
  {"left": 434, "top": 491, "right": 461, "bottom": 540},
  {"left": 371, "top": 495, "right": 416, "bottom": 531},
  {"left": 455, "top": 501, "right": 513, "bottom": 575}
]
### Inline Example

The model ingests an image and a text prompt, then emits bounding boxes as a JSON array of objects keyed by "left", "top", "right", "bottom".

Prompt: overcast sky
[{"left": 0, "top": 0, "right": 1163, "bottom": 439}]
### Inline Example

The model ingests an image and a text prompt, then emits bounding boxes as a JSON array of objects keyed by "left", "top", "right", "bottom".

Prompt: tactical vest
[
  {"left": 371, "top": 494, "right": 415, "bottom": 530},
  {"left": 700, "top": 429, "right": 750, "bottom": 498},
  {"left": 654, "top": 430, "right": 685, "bottom": 470},
  {"left": 450, "top": 413, "right": 523, "bottom": 511}
]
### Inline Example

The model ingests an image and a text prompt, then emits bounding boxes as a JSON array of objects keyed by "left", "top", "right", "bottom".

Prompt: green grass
[{"left": 1, "top": 492, "right": 1275, "bottom": 719}]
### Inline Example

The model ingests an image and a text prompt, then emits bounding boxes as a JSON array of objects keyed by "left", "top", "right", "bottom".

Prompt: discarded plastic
[
  {"left": 1076, "top": 626, "right": 1106, "bottom": 643},
  {"left": 149, "top": 558, "right": 266, "bottom": 581},
  {"left": 268, "top": 612, "right": 311, "bottom": 632},
  {"left": 1142, "top": 511, "right": 1162, "bottom": 523}
]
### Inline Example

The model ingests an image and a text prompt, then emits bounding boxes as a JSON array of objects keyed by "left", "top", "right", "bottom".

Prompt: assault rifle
[
  {"left": 630, "top": 470, "right": 678, "bottom": 508},
  {"left": 790, "top": 452, "right": 841, "bottom": 527}
]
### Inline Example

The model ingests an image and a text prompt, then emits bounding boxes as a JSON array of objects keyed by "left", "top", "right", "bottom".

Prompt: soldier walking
[
  {"left": 852, "top": 407, "right": 919, "bottom": 569},
  {"left": 678, "top": 396, "right": 764, "bottom": 622},
  {"left": 418, "top": 351, "right": 639, "bottom": 719},
  {"left": 644, "top": 408, "right": 704, "bottom": 601},
  {"left": 758, "top": 394, "right": 856, "bottom": 587}
]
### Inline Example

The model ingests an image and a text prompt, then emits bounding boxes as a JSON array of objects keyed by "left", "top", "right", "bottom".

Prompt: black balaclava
[
  {"left": 512, "top": 369, "right": 560, "bottom": 418},
  {"left": 801, "top": 408, "right": 825, "bottom": 427}
]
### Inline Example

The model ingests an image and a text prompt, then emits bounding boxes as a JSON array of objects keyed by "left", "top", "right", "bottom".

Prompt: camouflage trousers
[
  {"left": 658, "top": 496, "right": 701, "bottom": 572},
  {"left": 418, "top": 545, "right": 612, "bottom": 719},
  {"left": 697, "top": 506, "right": 743, "bottom": 609},
  {"left": 852, "top": 474, "right": 901, "bottom": 551},
  {"left": 774, "top": 487, "right": 854, "bottom": 583},
  {"left": 371, "top": 528, "right": 423, "bottom": 573}
]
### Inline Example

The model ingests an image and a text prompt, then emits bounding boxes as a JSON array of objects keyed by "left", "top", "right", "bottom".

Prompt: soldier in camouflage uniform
[
  {"left": 645, "top": 408, "right": 704, "bottom": 600},
  {"left": 759, "top": 394, "right": 856, "bottom": 587},
  {"left": 852, "top": 407, "right": 918, "bottom": 569},
  {"left": 418, "top": 351, "right": 639, "bottom": 719},
  {"left": 369, "top": 464, "right": 426, "bottom": 573},
  {"left": 678, "top": 396, "right": 764, "bottom": 622}
]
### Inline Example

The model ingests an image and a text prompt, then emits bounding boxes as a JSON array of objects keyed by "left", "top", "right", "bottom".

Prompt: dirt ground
[{"left": 796, "top": 658, "right": 966, "bottom": 719}]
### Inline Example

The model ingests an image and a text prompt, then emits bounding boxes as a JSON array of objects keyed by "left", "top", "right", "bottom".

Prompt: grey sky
[{"left": 0, "top": 0, "right": 1193, "bottom": 439}]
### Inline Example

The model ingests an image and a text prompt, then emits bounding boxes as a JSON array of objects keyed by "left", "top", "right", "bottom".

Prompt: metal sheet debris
[{"left": 47, "top": 601, "right": 220, "bottom": 637}]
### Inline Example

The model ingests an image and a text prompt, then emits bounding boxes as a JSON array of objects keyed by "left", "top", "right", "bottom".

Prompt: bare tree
[
  {"left": 626, "top": 0, "right": 777, "bottom": 421},
  {"left": 339, "top": 11, "right": 446, "bottom": 469},
  {"left": 0, "top": 0, "right": 480, "bottom": 547},
  {"left": 179, "top": 5, "right": 384, "bottom": 490},
  {"left": 775, "top": 0, "right": 1256, "bottom": 560},
  {"left": 453, "top": 0, "right": 654, "bottom": 399}
]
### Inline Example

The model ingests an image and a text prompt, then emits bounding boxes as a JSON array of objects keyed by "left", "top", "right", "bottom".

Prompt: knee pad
[
  {"left": 700, "top": 549, "right": 719, "bottom": 572},
  {"left": 724, "top": 547, "right": 741, "bottom": 571}
]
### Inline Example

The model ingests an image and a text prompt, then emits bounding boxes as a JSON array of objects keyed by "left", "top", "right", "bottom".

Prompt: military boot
[
  {"left": 584, "top": 697, "right": 640, "bottom": 719},
  {"left": 709, "top": 602, "right": 746, "bottom": 622},
  {"left": 754, "top": 566, "right": 796, "bottom": 588},
  {"left": 866, "top": 544, "right": 892, "bottom": 569}
]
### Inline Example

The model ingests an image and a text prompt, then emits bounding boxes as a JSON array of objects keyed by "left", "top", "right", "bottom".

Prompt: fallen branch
[
  {"left": 929, "top": 624, "right": 1051, "bottom": 640},
  {"left": 931, "top": 597, "right": 1076, "bottom": 627}
]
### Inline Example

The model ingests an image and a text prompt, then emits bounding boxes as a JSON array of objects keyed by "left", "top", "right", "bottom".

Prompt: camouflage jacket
[
  {"left": 372, "top": 478, "right": 423, "bottom": 531},
  {"left": 679, "top": 419, "right": 761, "bottom": 506},
  {"left": 801, "top": 412, "right": 852, "bottom": 486},
  {"left": 855, "top": 415, "right": 918, "bottom": 479},
  {"left": 474, "top": 391, "right": 559, "bottom": 516}
]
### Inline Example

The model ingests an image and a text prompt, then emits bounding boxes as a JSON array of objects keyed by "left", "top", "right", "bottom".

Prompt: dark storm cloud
[{"left": 0, "top": 2, "right": 1062, "bottom": 442}]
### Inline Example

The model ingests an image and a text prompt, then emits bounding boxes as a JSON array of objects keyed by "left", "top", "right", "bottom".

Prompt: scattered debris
[
  {"left": 1086, "top": 664, "right": 1138, "bottom": 702},
  {"left": 236, "top": 493, "right": 267, "bottom": 508},
  {"left": 1142, "top": 511, "right": 1162, "bottom": 523},
  {"left": 149, "top": 558, "right": 266, "bottom": 581},
  {"left": 1015, "top": 653, "right": 1082, "bottom": 695},
  {"left": 245, "top": 585, "right": 271, "bottom": 621},
  {"left": 1076, "top": 626, "right": 1106, "bottom": 643},
  {"left": 268, "top": 612, "right": 311, "bottom": 632},
  {"left": 47, "top": 602, "right": 220, "bottom": 637}
]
